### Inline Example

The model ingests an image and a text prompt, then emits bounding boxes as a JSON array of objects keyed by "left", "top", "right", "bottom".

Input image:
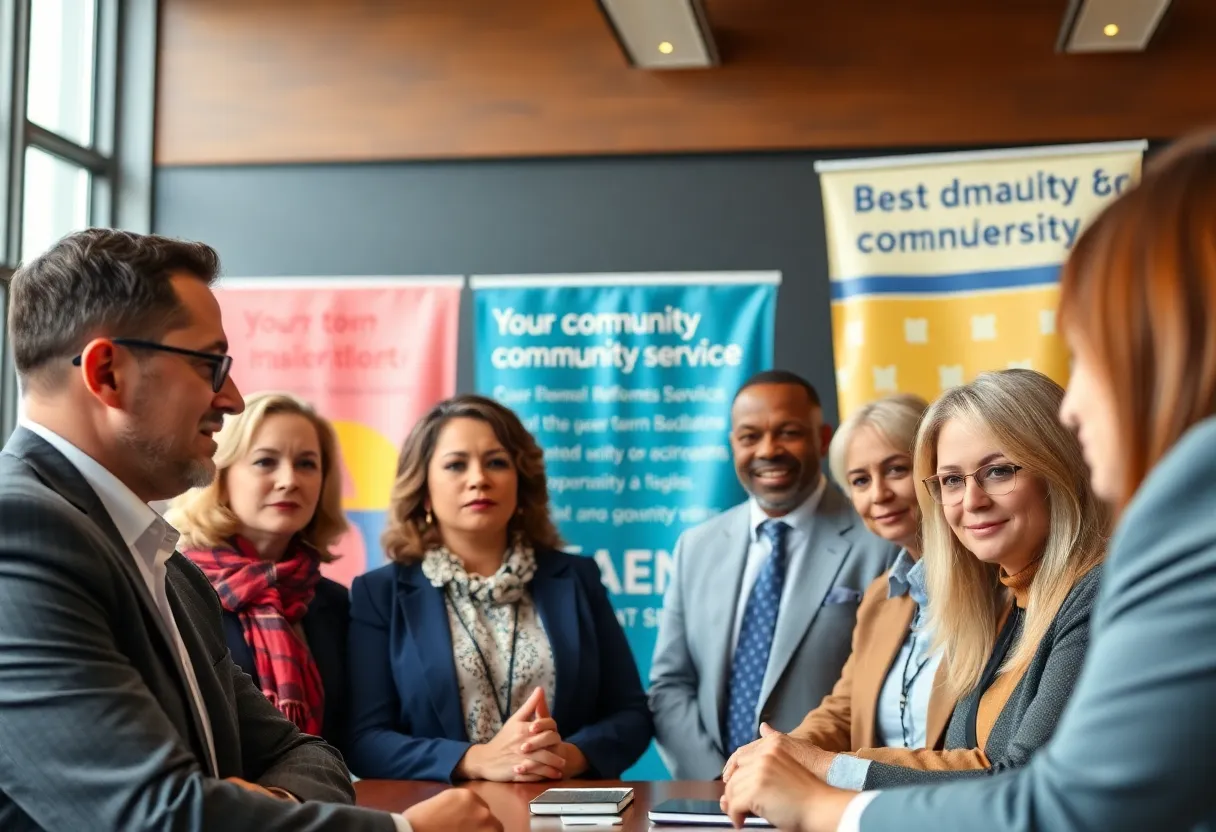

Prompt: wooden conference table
[{"left": 356, "top": 779, "right": 727, "bottom": 831}]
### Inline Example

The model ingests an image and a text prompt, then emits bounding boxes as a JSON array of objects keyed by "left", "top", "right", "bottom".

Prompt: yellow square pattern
[{"left": 831, "top": 285, "right": 1068, "bottom": 420}]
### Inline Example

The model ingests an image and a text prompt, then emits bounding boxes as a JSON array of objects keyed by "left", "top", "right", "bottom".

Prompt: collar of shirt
[
  {"left": 887, "top": 548, "right": 929, "bottom": 607},
  {"left": 19, "top": 418, "right": 180, "bottom": 568},
  {"left": 747, "top": 474, "right": 827, "bottom": 543}
]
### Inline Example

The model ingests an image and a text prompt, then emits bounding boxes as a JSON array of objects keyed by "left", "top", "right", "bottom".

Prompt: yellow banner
[{"left": 816, "top": 142, "right": 1145, "bottom": 419}]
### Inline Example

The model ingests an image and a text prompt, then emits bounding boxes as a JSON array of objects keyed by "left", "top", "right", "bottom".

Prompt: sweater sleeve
[{"left": 858, "top": 569, "right": 1100, "bottom": 790}]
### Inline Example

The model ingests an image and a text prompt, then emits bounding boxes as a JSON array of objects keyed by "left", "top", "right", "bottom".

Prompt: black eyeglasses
[
  {"left": 71, "top": 337, "right": 233, "bottom": 393},
  {"left": 922, "top": 463, "right": 1024, "bottom": 506}
]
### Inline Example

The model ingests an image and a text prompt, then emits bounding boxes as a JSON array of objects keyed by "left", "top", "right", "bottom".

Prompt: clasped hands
[
  {"left": 722, "top": 723, "right": 838, "bottom": 783},
  {"left": 718, "top": 723, "right": 855, "bottom": 832},
  {"left": 457, "top": 687, "right": 588, "bottom": 782}
]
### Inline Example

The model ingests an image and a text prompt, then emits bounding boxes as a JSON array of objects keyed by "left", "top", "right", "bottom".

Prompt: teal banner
[{"left": 472, "top": 272, "right": 779, "bottom": 778}]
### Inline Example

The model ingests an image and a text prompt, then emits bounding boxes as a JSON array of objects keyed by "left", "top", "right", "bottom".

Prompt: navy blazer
[
  {"left": 223, "top": 577, "right": 351, "bottom": 753},
  {"left": 345, "top": 549, "right": 654, "bottom": 782}
]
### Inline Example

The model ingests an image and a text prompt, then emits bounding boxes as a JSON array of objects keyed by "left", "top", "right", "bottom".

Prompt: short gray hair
[{"left": 828, "top": 393, "right": 929, "bottom": 488}]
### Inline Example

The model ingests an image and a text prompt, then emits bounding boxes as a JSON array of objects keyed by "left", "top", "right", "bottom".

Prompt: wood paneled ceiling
[{"left": 155, "top": 0, "right": 1216, "bottom": 165}]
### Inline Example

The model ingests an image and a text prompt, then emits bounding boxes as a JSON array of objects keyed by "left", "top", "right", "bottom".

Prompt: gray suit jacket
[
  {"left": 863, "top": 565, "right": 1102, "bottom": 788},
  {"left": 861, "top": 416, "right": 1216, "bottom": 832},
  {"left": 0, "top": 429, "right": 395, "bottom": 831},
  {"left": 649, "top": 482, "right": 898, "bottom": 779}
]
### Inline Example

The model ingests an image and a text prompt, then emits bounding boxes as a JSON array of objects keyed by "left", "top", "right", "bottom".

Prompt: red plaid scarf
[{"left": 183, "top": 536, "right": 324, "bottom": 736}]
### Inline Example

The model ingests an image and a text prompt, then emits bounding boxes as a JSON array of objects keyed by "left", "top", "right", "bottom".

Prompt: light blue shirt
[{"left": 826, "top": 549, "right": 943, "bottom": 790}]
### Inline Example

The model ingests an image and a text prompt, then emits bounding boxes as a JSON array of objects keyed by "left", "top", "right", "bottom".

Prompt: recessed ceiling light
[
  {"left": 658, "top": 41, "right": 674, "bottom": 54},
  {"left": 1103, "top": 23, "right": 1119, "bottom": 36}
]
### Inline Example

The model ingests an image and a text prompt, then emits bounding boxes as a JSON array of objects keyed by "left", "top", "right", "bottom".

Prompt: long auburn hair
[
  {"left": 1059, "top": 130, "right": 1216, "bottom": 512},
  {"left": 915, "top": 370, "right": 1109, "bottom": 699},
  {"left": 381, "top": 394, "right": 561, "bottom": 563}
]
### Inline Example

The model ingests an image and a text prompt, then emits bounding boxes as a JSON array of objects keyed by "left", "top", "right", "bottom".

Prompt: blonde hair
[
  {"left": 381, "top": 394, "right": 561, "bottom": 563},
  {"left": 828, "top": 393, "right": 929, "bottom": 489},
  {"left": 167, "top": 391, "right": 347, "bottom": 559},
  {"left": 915, "top": 369, "right": 1108, "bottom": 700}
]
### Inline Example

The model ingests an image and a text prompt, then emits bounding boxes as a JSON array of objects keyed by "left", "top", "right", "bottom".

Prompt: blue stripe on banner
[{"left": 830, "top": 264, "right": 1060, "bottom": 301}]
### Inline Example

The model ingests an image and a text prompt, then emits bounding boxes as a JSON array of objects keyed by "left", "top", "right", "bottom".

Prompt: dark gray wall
[
  {"left": 155, "top": 152, "right": 855, "bottom": 421},
  {"left": 162, "top": 144, "right": 1166, "bottom": 422}
]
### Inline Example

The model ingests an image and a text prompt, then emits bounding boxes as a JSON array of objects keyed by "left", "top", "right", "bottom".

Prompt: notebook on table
[
  {"left": 649, "top": 798, "right": 775, "bottom": 827},
  {"left": 528, "top": 787, "right": 635, "bottom": 815}
]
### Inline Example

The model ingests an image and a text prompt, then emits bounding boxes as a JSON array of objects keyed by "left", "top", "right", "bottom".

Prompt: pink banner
[{"left": 215, "top": 278, "right": 462, "bottom": 585}]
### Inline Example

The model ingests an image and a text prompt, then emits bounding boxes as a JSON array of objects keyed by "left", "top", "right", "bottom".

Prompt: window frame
[{"left": 0, "top": 0, "right": 157, "bottom": 441}]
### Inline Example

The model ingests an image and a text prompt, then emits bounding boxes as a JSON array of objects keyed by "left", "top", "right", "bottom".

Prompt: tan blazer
[{"left": 791, "top": 567, "right": 955, "bottom": 753}]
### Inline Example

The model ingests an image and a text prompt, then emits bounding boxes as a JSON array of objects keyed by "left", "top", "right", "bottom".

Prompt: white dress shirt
[
  {"left": 21, "top": 418, "right": 219, "bottom": 775},
  {"left": 21, "top": 420, "right": 414, "bottom": 831},
  {"left": 731, "top": 475, "right": 828, "bottom": 660}
]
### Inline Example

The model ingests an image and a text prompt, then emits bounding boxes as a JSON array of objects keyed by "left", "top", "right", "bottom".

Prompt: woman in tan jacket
[{"left": 725, "top": 392, "right": 954, "bottom": 778}]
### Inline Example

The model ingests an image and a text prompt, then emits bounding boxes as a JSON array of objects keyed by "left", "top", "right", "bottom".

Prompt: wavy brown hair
[
  {"left": 381, "top": 394, "right": 562, "bottom": 563},
  {"left": 1059, "top": 129, "right": 1216, "bottom": 513}
]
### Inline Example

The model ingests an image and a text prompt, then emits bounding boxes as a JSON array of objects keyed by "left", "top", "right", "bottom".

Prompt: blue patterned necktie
[{"left": 725, "top": 518, "right": 790, "bottom": 756}]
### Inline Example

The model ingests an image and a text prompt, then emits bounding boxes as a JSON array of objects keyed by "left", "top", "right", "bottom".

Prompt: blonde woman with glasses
[{"left": 725, "top": 368, "right": 1109, "bottom": 794}]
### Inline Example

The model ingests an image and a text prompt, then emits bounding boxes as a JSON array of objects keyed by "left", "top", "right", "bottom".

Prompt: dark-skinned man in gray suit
[
  {"left": 649, "top": 371, "right": 898, "bottom": 779},
  {"left": 0, "top": 229, "right": 501, "bottom": 832}
]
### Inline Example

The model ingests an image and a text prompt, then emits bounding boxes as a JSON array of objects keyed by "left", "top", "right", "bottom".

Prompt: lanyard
[
  {"left": 898, "top": 607, "right": 935, "bottom": 747},
  {"left": 446, "top": 593, "right": 521, "bottom": 726}
]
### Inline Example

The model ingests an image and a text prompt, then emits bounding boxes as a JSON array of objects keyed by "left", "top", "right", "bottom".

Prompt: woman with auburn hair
[
  {"left": 720, "top": 131, "right": 1216, "bottom": 832},
  {"left": 344, "top": 394, "right": 653, "bottom": 783},
  {"left": 722, "top": 393, "right": 960, "bottom": 779},
  {"left": 168, "top": 391, "right": 351, "bottom": 750}
]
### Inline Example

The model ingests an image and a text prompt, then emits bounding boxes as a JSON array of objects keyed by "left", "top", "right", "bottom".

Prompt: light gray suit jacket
[
  {"left": 649, "top": 482, "right": 898, "bottom": 779},
  {"left": 860, "top": 416, "right": 1216, "bottom": 832},
  {"left": 0, "top": 429, "right": 396, "bottom": 831}
]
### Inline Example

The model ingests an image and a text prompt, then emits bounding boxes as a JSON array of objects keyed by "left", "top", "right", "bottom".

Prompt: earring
[{"left": 425, "top": 508, "right": 433, "bottom": 527}]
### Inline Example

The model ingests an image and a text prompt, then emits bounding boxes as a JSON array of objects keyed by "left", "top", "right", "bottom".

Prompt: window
[
  {"left": 27, "top": 0, "right": 97, "bottom": 147},
  {"left": 0, "top": 0, "right": 158, "bottom": 441},
  {"left": 21, "top": 146, "right": 91, "bottom": 259},
  {"left": 18, "top": 0, "right": 106, "bottom": 263},
  {"left": 0, "top": 272, "right": 11, "bottom": 442}
]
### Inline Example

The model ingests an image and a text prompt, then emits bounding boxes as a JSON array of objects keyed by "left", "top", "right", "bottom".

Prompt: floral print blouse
[{"left": 421, "top": 542, "right": 557, "bottom": 744}]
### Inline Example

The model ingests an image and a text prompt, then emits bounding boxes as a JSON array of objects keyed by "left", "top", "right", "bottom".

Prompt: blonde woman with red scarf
[{"left": 168, "top": 391, "right": 351, "bottom": 751}]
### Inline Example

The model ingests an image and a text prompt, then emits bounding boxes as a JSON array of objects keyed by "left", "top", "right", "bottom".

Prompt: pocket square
[{"left": 824, "top": 587, "right": 863, "bottom": 605}]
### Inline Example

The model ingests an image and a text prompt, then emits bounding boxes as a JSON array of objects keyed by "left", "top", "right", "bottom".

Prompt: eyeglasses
[
  {"left": 922, "top": 463, "right": 1024, "bottom": 506},
  {"left": 71, "top": 337, "right": 233, "bottom": 393}
]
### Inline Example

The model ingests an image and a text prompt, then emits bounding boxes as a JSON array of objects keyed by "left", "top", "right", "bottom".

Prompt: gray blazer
[
  {"left": 0, "top": 429, "right": 394, "bottom": 831},
  {"left": 863, "top": 565, "right": 1102, "bottom": 788},
  {"left": 649, "top": 482, "right": 897, "bottom": 779},
  {"left": 860, "top": 416, "right": 1216, "bottom": 832}
]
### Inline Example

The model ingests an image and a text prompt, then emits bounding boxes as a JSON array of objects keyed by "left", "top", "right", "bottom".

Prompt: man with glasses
[{"left": 0, "top": 229, "right": 501, "bottom": 831}]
